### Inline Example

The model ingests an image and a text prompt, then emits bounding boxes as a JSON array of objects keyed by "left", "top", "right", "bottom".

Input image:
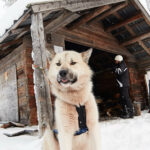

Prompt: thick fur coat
[{"left": 42, "top": 49, "right": 100, "bottom": 150}]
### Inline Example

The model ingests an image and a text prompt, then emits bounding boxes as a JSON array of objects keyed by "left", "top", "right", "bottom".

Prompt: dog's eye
[
  {"left": 56, "top": 62, "right": 61, "bottom": 66},
  {"left": 70, "top": 61, "right": 76, "bottom": 65}
]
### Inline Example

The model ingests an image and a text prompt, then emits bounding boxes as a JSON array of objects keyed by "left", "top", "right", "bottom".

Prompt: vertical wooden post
[{"left": 30, "top": 12, "right": 53, "bottom": 137}]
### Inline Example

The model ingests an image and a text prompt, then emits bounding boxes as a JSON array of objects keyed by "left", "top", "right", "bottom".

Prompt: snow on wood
[
  {"left": 146, "top": 0, "right": 150, "bottom": 11},
  {"left": 139, "top": 0, "right": 150, "bottom": 15},
  {"left": 0, "top": 0, "right": 59, "bottom": 37}
]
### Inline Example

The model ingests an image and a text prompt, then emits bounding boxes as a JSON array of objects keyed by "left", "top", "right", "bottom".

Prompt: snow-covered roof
[
  {"left": 139, "top": 0, "right": 150, "bottom": 15},
  {"left": 0, "top": 0, "right": 60, "bottom": 38},
  {"left": 0, "top": 0, "right": 127, "bottom": 42},
  {"left": 0, "top": 0, "right": 149, "bottom": 43}
]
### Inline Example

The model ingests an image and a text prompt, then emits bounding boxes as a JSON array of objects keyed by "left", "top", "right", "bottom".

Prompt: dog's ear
[{"left": 81, "top": 48, "right": 93, "bottom": 63}]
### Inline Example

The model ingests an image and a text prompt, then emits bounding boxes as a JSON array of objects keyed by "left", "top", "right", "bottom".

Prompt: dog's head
[{"left": 47, "top": 49, "right": 93, "bottom": 91}]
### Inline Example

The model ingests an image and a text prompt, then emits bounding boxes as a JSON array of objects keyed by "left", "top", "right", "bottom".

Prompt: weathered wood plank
[
  {"left": 121, "top": 32, "right": 150, "bottom": 46},
  {"left": 58, "top": 27, "right": 135, "bottom": 61},
  {"left": 0, "top": 65, "right": 18, "bottom": 123},
  {"left": 68, "top": 5, "right": 110, "bottom": 30},
  {"left": 88, "top": 2, "right": 127, "bottom": 24},
  {"left": 106, "top": 12, "right": 143, "bottom": 32},
  {"left": 113, "top": 12, "right": 136, "bottom": 36},
  {"left": 138, "top": 58, "right": 150, "bottom": 69},
  {"left": 45, "top": 10, "right": 80, "bottom": 33},
  {"left": 138, "top": 41, "right": 150, "bottom": 55},
  {"left": 30, "top": 13, "right": 53, "bottom": 137},
  {"left": 31, "top": 0, "right": 126, "bottom": 13},
  {"left": 0, "top": 38, "right": 23, "bottom": 49},
  {"left": 82, "top": 24, "right": 117, "bottom": 41}
]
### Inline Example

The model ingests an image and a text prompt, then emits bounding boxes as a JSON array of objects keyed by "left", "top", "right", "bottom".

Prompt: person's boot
[
  {"left": 120, "top": 106, "right": 129, "bottom": 119},
  {"left": 120, "top": 114, "right": 129, "bottom": 119},
  {"left": 128, "top": 108, "right": 134, "bottom": 118}
]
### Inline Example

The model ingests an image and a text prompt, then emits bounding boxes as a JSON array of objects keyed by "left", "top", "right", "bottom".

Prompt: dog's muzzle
[{"left": 57, "top": 69, "right": 77, "bottom": 85}]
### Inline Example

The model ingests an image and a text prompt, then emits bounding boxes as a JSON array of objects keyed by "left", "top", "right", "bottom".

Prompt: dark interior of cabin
[{"left": 65, "top": 41, "right": 122, "bottom": 118}]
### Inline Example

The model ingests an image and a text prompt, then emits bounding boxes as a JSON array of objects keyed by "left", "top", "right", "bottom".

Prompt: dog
[{"left": 42, "top": 48, "right": 100, "bottom": 150}]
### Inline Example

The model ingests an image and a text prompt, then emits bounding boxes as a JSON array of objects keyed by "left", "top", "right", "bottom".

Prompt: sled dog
[{"left": 42, "top": 48, "right": 100, "bottom": 150}]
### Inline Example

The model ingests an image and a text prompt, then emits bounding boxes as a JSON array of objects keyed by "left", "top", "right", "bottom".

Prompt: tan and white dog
[{"left": 42, "top": 49, "right": 100, "bottom": 150}]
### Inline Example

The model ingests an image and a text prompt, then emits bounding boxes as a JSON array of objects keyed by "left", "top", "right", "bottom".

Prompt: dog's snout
[{"left": 59, "top": 70, "right": 68, "bottom": 77}]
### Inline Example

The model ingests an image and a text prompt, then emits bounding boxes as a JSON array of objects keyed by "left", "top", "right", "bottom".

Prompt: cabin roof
[{"left": 0, "top": 0, "right": 150, "bottom": 69}]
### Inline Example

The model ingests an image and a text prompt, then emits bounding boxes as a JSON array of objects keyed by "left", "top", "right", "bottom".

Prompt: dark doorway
[{"left": 65, "top": 41, "right": 121, "bottom": 118}]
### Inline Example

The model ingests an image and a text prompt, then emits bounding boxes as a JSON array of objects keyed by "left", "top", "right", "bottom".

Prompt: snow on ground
[
  {"left": 0, "top": 110, "right": 150, "bottom": 150},
  {"left": 0, "top": 126, "right": 42, "bottom": 150},
  {"left": 101, "top": 110, "right": 150, "bottom": 150}
]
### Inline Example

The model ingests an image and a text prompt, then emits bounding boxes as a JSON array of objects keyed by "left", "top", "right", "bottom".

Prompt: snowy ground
[
  {"left": 101, "top": 110, "right": 150, "bottom": 150},
  {"left": 0, "top": 110, "right": 150, "bottom": 150}
]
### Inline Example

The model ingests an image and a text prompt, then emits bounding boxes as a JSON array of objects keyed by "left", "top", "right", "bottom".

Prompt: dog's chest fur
[{"left": 55, "top": 99, "right": 79, "bottom": 133}]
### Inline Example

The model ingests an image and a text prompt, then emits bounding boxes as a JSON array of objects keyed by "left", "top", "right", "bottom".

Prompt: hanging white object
[{"left": 54, "top": 45, "right": 63, "bottom": 53}]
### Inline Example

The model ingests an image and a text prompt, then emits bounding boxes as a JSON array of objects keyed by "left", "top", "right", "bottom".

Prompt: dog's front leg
[
  {"left": 58, "top": 131, "right": 73, "bottom": 150},
  {"left": 90, "top": 124, "right": 101, "bottom": 150}
]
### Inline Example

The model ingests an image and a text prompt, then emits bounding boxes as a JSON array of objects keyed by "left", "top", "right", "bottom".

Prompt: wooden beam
[
  {"left": 31, "top": 0, "right": 126, "bottom": 13},
  {"left": 0, "top": 38, "right": 22, "bottom": 49},
  {"left": 82, "top": 24, "right": 117, "bottom": 41},
  {"left": 89, "top": 2, "right": 127, "bottom": 24},
  {"left": 45, "top": 10, "right": 80, "bottom": 33},
  {"left": 121, "top": 32, "right": 150, "bottom": 46},
  {"left": 106, "top": 12, "right": 143, "bottom": 32},
  {"left": 132, "top": 50, "right": 145, "bottom": 55},
  {"left": 68, "top": 5, "right": 110, "bottom": 30},
  {"left": 138, "top": 40, "right": 150, "bottom": 55},
  {"left": 113, "top": 12, "right": 136, "bottom": 36},
  {"left": 30, "top": 12, "right": 53, "bottom": 137},
  {"left": 125, "top": 25, "right": 136, "bottom": 36},
  {"left": 57, "top": 27, "right": 135, "bottom": 61},
  {"left": 138, "top": 58, "right": 150, "bottom": 69}
]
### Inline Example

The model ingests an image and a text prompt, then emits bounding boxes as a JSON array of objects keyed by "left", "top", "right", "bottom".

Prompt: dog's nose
[{"left": 59, "top": 70, "right": 68, "bottom": 77}]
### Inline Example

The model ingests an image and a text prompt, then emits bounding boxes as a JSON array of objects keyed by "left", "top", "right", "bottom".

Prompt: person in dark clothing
[{"left": 114, "top": 55, "right": 134, "bottom": 119}]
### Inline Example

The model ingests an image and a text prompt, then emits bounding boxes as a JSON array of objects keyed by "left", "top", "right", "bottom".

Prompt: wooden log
[
  {"left": 121, "top": 32, "right": 150, "bottom": 46},
  {"left": 68, "top": 5, "right": 110, "bottom": 30},
  {"left": 132, "top": 49, "right": 145, "bottom": 55},
  {"left": 0, "top": 38, "right": 23, "bottom": 49},
  {"left": 113, "top": 12, "right": 136, "bottom": 36},
  {"left": 45, "top": 10, "right": 80, "bottom": 33},
  {"left": 31, "top": 0, "right": 126, "bottom": 13},
  {"left": 30, "top": 13, "right": 53, "bottom": 137},
  {"left": 138, "top": 41, "right": 150, "bottom": 55},
  {"left": 88, "top": 2, "right": 127, "bottom": 24},
  {"left": 133, "top": 101, "right": 141, "bottom": 116},
  {"left": 58, "top": 28, "right": 135, "bottom": 60}
]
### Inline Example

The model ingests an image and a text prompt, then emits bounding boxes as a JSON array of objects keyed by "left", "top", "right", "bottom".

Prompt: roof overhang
[{"left": 30, "top": 0, "right": 126, "bottom": 13}]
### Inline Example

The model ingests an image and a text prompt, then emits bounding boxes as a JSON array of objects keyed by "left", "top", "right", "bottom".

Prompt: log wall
[
  {"left": 128, "top": 63, "right": 147, "bottom": 109},
  {"left": 0, "top": 42, "right": 37, "bottom": 125}
]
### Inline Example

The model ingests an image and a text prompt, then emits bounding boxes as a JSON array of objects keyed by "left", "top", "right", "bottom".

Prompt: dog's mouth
[{"left": 57, "top": 75, "right": 77, "bottom": 85}]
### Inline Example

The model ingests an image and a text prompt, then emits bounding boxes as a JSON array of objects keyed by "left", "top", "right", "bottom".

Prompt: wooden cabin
[{"left": 0, "top": 0, "right": 150, "bottom": 134}]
